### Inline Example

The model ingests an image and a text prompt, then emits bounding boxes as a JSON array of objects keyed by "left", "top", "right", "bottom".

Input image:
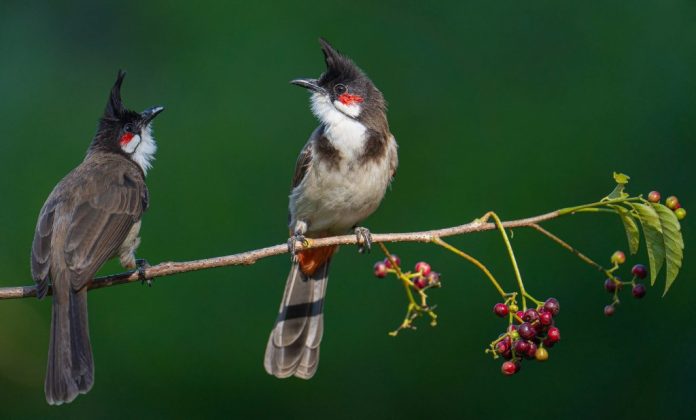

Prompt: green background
[{"left": 1, "top": 1, "right": 694, "bottom": 418}]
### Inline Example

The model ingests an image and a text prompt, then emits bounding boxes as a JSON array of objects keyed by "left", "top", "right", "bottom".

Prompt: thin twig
[
  {"left": 528, "top": 223, "right": 610, "bottom": 276},
  {"left": 0, "top": 210, "right": 561, "bottom": 300}
]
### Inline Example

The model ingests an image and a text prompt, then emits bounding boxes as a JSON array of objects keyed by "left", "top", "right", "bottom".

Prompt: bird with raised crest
[
  {"left": 31, "top": 70, "right": 164, "bottom": 404},
  {"left": 264, "top": 38, "right": 398, "bottom": 379}
]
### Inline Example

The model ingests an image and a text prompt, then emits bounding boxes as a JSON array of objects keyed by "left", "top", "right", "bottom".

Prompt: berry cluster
[
  {"left": 648, "top": 191, "right": 686, "bottom": 220},
  {"left": 488, "top": 298, "right": 561, "bottom": 375},
  {"left": 373, "top": 254, "right": 442, "bottom": 335},
  {"left": 603, "top": 253, "right": 649, "bottom": 316},
  {"left": 374, "top": 256, "right": 441, "bottom": 289}
]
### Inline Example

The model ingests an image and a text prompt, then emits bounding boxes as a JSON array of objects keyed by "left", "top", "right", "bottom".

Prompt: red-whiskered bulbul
[
  {"left": 264, "top": 39, "right": 398, "bottom": 379},
  {"left": 31, "top": 70, "right": 163, "bottom": 405}
]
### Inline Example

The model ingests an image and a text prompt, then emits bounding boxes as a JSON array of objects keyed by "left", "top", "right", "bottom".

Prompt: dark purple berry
[
  {"left": 518, "top": 322, "right": 536, "bottom": 340},
  {"left": 631, "top": 264, "right": 648, "bottom": 279},
  {"left": 496, "top": 340, "right": 509, "bottom": 355},
  {"left": 493, "top": 303, "right": 509, "bottom": 317},
  {"left": 373, "top": 262, "right": 388, "bottom": 278},
  {"left": 632, "top": 283, "right": 647, "bottom": 299},
  {"left": 604, "top": 278, "right": 623, "bottom": 293},
  {"left": 525, "top": 341, "right": 538, "bottom": 359},
  {"left": 543, "top": 298, "right": 560, "bottom": 316},
  {"left": 539, "top": 312, "right": 553, "bottom": 326},
  {"left": 604, "top": 305, "right": 615, "bottom": 317},
  {"left": 514, "top": 340, "right": 530, "bottom": 354},
  {"left": 413, "top": 276, "right": 427, "bottom": 289},
  {"left": 523, "top": 309, "right": 539, "bottom": 322},
  {"left": 542, "top": 337, "right": 556, "bottom": 348},
  {"left": 547, "top": 327, "right": 561, "bottom": 343}
]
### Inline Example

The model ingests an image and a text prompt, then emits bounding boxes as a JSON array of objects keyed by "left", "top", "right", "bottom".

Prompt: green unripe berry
[{"left": 675, "top": 208, "right": 686, "bottom": 220}]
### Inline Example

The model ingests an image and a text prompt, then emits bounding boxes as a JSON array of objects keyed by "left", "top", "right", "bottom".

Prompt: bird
[
  {"left": 30, "top": 70, "right": 164, "bottom": 405},
  {"left": 264, "top": 38, "right": 398, "bottom": 379}
]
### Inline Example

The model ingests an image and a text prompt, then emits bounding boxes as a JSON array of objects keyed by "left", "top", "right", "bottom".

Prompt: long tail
[
  {"left": 264, "top": 258, "right": 331, "bottom": 379},
  {"left": 45, "top": 281, "right": 94, "bottom": 405}
]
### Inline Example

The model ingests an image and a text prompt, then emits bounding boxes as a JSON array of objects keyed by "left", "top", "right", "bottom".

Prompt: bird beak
[
  {"left": 140, "top": 106, "right": 165, "bottom": 125},
  {"left": 290, "top": 78, "right": 326, "bottom": 94}
]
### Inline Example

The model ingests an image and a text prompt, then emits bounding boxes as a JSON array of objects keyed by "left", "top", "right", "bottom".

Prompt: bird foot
[
  {"left": 287, "top": 234, "right": 310, "bottom": 262},
  {"left": 354, "top": 226, "right": 372, "bottom": 254},
  {"left": 136, "top": 259, "right": 152, "bottom": 287}
]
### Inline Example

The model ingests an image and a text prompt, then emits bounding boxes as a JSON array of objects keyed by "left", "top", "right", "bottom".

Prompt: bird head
[
  {"left": 291, "top": 38, "right": 385, "bottom": 123},
  {"left": 91, "top": 70, "right": 164, "bottom": 173}
]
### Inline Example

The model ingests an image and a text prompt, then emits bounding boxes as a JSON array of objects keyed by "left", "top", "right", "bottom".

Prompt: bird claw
[
  {"left": 355, "top": 226, "right": 372, "bottom": 254},
  {"left": 287, "top": 234, "right": 308, "bottom": 262},
  {"left": 136, "top": 259, "right": 152, "bottom": 287}
]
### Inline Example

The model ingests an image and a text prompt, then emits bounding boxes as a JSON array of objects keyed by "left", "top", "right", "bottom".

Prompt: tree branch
[{"left": 0, "top": 209, "right": 561, "bottom": 300}]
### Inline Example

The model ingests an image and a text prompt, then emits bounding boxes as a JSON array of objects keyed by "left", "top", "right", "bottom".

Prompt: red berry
[
  {"left": 604, "top": 305, "right": 615, "bottom": 316},
  {"left": 547, "top": 327, "right": 561, "bottom": 343},
  {"left": 543, "top": 298, "right": 560, "bottom": 316},
  {"left": 384, "top": 255, "right": 401, "bottom": 269},
  {"left": 373, "top": 262, "right": 388, "bottom": 278},
  {"left": 666, "top": 196, "right": 680, "bottom": 210},
  {"left": 631, "top": 264, "right": 647, "bottom": 279},
  {"left": 518, "top": 323, "right": 536, "bottom": 340},
  {"left": 501, "top": 361, "right": 519, "bottom": 375},
  {"left": 515, "top": 311, "right": 525, "bottom": 323},
  {"left": 648, "top": 191, "right": 661, "bottom": 203},
  {"left": 632, "top": 283, "right": 647, "bottom": 299},
  {"left": 496, "top": 340, "right": 510, "bottom": 355},
  {"left": 611, "top": 250, "right": 626, "bottom": 265},
  {"left": 493, "top": 303, "right": 509, "bottom": 317},
  {"left": 523, "top": 309, "right": 539, "bottom": 322},
  {"left": 539, "top": 312, "right": 553, "bottom": 326},
  {"left": 507, "top": 324, "right": 517, "bottom": 333},
  {"left": 414, "top": 261, "right": 431, "bottom": 276},
  {"left": 542, "top": 337, "right": 556, "bottom": 348},
  {"left": 413, "top": 276, "right": 427, "bottom": 289}
]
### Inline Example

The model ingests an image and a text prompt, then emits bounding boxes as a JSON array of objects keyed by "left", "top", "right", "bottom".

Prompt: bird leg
[
  {"left": 288, "top": 220, "right": 310, "bottom": 262},
  {"left": 354, "top": 226, "right": 373, "bottom": 254},
  {"left": 135, "top": 258, "right": 152, "bottom": 287}
]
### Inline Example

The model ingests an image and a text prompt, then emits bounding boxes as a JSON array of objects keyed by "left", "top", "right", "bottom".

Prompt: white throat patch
[
  {"left": 121, "top": 124, "right": 157, "bottom": 175},
  {"left": 310, "top": 93, "right": 367, "bottom": 159}
]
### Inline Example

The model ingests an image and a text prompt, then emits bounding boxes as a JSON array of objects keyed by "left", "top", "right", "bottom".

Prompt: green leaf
[
  {"left": 611, "top": 205, "right": 640, "bottom": 255},
  {"left": 630, "top": 203, "right": 665, "bottom": 285},
  {"left": 606, "top": 172, "right": 631, "bottom": 200},
  {"left": 613, "top": 172, "right": 630, "bottom": 185},
  {"left": 652, "top": 203, "right": 685, "bottom": 295}
]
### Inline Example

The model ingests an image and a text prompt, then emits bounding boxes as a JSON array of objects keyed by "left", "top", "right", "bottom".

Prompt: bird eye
[
  {"left": 334, "top": 84, "right": 347, "bottom": 95},
  {"left": 124, "top": 123, "right": 134, "bottom": 133}
]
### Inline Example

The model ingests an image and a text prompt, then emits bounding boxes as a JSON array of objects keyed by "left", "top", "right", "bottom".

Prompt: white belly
[{"left": 291, "top": 157, "right": 391, "bottom": 235}]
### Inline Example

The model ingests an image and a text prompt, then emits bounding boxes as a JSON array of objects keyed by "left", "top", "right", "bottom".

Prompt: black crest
[
  {"left": 104, "top": 70, "right": 127, "bottom": 120},
  {"left": 318, "top": 38, "right": 364, "bottom": 86}
]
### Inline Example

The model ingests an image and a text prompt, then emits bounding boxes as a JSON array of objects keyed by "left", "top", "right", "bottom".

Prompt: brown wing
[
  {"left": 31, "top": 156, "right": 148, "bottom": 293},
  {"left": 292, "top": 141, "right": 313, "bottom": 189},
  {"left": 64, "top": 165, "right": 147, "bottom": 290},
  {"left": 31, "top": 196, "right": 58, "bottom": 298}
]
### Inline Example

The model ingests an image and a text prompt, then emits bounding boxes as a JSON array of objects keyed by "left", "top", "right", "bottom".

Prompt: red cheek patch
[
  {"left": 338, "top": 93, "right": 364, "bottom": 105},
  {"left": 119, "top": 133, "right": 135, "bottom": 146}
]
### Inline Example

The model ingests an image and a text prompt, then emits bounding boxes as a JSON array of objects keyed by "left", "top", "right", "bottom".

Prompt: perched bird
[
  {"left": 31, "top": 71, "right": 164, "bottom": 404},
  {"left": 265, "top": 39, "right": 398, "bottom": 379}
]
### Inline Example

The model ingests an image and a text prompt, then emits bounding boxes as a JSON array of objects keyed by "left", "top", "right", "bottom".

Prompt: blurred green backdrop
[{"left": 1, "top": 1, "right": 694, "bottom": 418}]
